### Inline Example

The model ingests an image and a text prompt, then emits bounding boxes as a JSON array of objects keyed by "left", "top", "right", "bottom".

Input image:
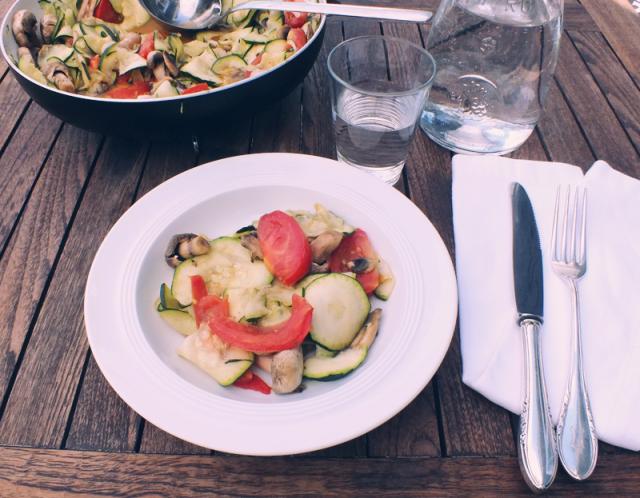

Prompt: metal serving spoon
[{"left": 139, "top": 0, "right": 432, "bottom": 31}]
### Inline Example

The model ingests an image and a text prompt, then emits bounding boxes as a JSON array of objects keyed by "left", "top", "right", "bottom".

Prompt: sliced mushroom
[
  {"left": 162, "top": 52, "right": 179, "bottom": 77},
  {"left": 255, "top": 354, "right": 273, "bottom": 373},
  {"left": 310, "top": 230, "right": 343, "bottom": 264},
  {"left": 12, "top": 10, "right": 41, "bottom": 48},
  {"left": 39, "top": 55, "right": 75, "bottom": 92},
  {"left": 240, "top": 233, "right": 263, "bottom": 261},
  {"left": 117, "top": 32, "right": 142, "bottom": 50},
  {"left": 271, "top": 347, "right": 303, "bottom": 394},
  {"left": 310, "top": 261, "right": 329, "bottom": 274},
  {"left": 147, "top": 50, "right": 167, "bottom": 81},
  {"left": 165, "top": 233, "right": 210, "bottom": 268},
  {"left": 350, "top": 309, "right": 381, "bottom": 349},
  {"left": 40, "top": 13, "right": 57, "bottom": 43}
]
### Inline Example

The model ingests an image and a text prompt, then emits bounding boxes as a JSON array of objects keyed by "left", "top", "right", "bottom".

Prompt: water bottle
[{"left": 420, "top": 0, "right": 563, "bottom": 154}]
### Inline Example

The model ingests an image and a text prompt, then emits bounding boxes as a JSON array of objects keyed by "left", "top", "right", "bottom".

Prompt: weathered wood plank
[
  {"left": 0, "top": 138, "right": 147, "bottom": 447},
  {"left": 536, "top": 80, "right": 595, "bottom": 170},
  {"left": 251, "top": 86, "right": 302, "bottom": 153},
  {"left": 139, "top": 422, "right": 210, "bottom": 455},
  {"left": 0, "top": 448, "right": 639, "bottom": 496},
  {"left": 0, "top": 103, "right": 61, "bottom": 257},
  {"left": 0, "top": 75, "right": 31, "bottom": 153},
  {"left": 569, "top": 30, "right": 640, "bottom": 155},
  {"left": 580, "top": 0, "right": 640, "bottom": 89},
  {"left": 301, "top": 17, "right": 342, "bottom": 159},
  {"left": 64, "top": 357, "right": 140, "bottom": 451},
  {"left": 63, "top": 137, "right": 198, "bottom": 453},
  {"left": 0, "top": 125, "right": 100, "bottom": 426},
  {"left": 554, "top": 34, "right": 640, "bottom": 177}
]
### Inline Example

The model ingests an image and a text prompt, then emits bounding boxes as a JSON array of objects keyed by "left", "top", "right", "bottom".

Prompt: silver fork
[{"left": 550, "top": 186, "right": 598, "bottom": 480}]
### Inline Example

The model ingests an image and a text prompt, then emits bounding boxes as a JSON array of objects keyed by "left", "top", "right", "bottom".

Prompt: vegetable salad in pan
[
  {"left": 10, "top": 0, "right": 319, "bottom": 98},
  {"left": 155, "top": 205, "right": 395, "bottom": 395}
]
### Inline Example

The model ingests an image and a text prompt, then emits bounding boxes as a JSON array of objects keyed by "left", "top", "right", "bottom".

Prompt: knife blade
[
  {"left": 512, "top": 183, "right": 544, "bottom": 321},
  {"left": 512, "top": 183, "right": 557, "bottom": 493}
]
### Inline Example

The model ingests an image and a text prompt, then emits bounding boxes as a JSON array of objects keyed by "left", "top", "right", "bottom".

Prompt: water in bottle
[{"left": 420, "top": 0, "right": 563, "bottom": 154}]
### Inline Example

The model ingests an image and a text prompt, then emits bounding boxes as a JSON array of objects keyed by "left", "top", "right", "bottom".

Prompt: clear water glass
[
  {"left": 420, "top": 0, "right": 563, "bottom": 155},
  {"left": 327, "top": 36, "right": 436, "bottom": 185}
]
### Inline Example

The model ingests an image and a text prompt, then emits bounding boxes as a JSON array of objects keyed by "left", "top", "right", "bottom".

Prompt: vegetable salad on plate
[
  {"left": 156, "top": 205, "right": 395, "bottom": 395},
  {"left": 10, "top": 0, "right": 319, "bottom": 98}
]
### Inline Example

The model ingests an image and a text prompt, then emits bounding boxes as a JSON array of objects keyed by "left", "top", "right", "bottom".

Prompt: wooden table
[{"left": 0, "top": 0, "right": 638, "bottom": 495}]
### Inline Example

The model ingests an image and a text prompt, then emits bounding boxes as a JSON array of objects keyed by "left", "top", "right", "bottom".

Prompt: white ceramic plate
[{"left": 85, "top": 153, "right": 457, "bottom": 456}]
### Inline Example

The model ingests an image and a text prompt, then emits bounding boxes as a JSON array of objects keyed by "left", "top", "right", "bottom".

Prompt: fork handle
[
  {"left": 556, "top": 281, "right": 598, "bottom": 480},
  {"left": 518, "top": 318, "right": 557, "bottom": 492}
]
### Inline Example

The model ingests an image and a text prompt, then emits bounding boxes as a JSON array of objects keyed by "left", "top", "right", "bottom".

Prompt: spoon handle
[{"left": 228, "top": 1, "right": 432, "bottom": 23}]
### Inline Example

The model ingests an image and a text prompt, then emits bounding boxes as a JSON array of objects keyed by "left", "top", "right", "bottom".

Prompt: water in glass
[
  {"left": 334, "top": 89, "right": 420, "bottom": 184},
  {"left": 420, "top": 0, "right": 563, "bottom": 154}
]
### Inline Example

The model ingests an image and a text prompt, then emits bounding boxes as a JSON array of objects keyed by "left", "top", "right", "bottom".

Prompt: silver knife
[{"left": 512, "top": 183, "right": 558, "bottom": 492}]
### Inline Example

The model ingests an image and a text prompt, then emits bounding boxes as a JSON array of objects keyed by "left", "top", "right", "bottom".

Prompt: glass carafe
[{"left": 420, "top": 0, "right": 563, "bottom": 155}]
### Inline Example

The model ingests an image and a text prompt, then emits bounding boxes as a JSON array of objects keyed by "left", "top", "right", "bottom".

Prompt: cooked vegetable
[
  {"left": 155, "top": 205, "right": 393, "bottom": 395},
  {"left": 195, "top": 293, "right": 312, "bottom": 353},
  {"left": 178, "top": 329, "right": 253, "bottom": 386},
  {"left": 304, "top": 273, "right": 371, "bottom": 351},
  {"left": 270, "top": 347, "right": 303, "bottom": 393},
  {"left": 11, "top": 0, "right": 320, "bottom": 98},
  {"left": 258, "top": 210, "right": 311, "bottom": 286}
]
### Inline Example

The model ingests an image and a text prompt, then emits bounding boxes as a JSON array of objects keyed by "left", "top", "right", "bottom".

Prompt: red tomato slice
[
  {"left": 138, "top": 34, "right": 155, "bottom": 59},
  {"left": 251, "top": 54, "right": 262, "bottom": 65},
  {"left": 329, "top": 228, "right": 380, "bottom": 294},
  {"left": 181, "top": 83, "right": 210, "bottom": 95},
  {"left": 195, "top": 294, "right": 313, "bottom": 353},
  {"left": 116, "top": 73, "right": 130, "bottom": 85},
  {"left": 89, "top": 54, "right": 100, "bottom": 70},
  {"left": 258, "top": 210, "right": 311, "bottom": 286},
  {"left": 355, "top": 268, "right": 380, "bottom": 295},
  {"left": 104, "top": 81, "right": 150, "bottom": 99},
  {"left": 94, "top": 0, "right": 123, "bottom": 23},
  {"left": 284, "top": 0, "right": 308, "bottom": 28},
  {"left": 234, "top": 370, "right": 271, "bottom": 394},
  {"left": 287, "top": 28, "right": 307, "bottom": 50}
]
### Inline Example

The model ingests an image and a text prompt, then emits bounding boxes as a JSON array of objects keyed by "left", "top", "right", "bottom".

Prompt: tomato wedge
[
  {"left": 104, "top": 81, "right": 150, "bottom": 99},
  {"left": 89, "top": 54, "right": 100, "bottom": 70},
  {"left": 138, "top": 33, "right": 155, "bottom": 59},
  {"left": 195, "top": 293, "right": 313, "bottom": 353},
  {"left": 94, "top": 0, "right": 123, "bottom": 23},
  {"left": 234, "top": 370, "right": 271, "bottom": 394},
  {"left": 287, "top": 28, "right": 307, "bottom": 50},
  {"left": 284, "top": 0, "right": 308, "bottom": 28},
  {"left": 181, "top": 83, "right": 210, "bottom": 95},
  {"left": 258, "top": 210, "right": 311, "bottom": 286},
  {"left": 329, "top": 228, "right": 380, "bottom": 294}
]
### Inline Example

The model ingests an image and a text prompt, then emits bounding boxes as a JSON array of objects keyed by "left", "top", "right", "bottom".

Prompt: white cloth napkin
[{"left": 453, "top": 155, "right": 640, "bottom": 451}]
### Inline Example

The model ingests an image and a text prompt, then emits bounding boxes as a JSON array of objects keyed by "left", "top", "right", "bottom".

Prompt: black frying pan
[{"left": 1, "top": 0, "right": 325, "bottom": 137}]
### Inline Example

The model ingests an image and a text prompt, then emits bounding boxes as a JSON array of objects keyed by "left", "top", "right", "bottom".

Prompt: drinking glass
[{"left": 327, "top": 36, "right": 436, "bottom": 185}]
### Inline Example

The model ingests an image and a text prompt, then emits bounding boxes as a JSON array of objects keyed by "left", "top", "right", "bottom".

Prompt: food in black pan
[{"left": 10, "top": 0, "right": 320, "bottom": 98}]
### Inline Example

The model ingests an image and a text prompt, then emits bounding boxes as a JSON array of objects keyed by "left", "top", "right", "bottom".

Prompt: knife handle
[{"left": 518, "top": 318, "right": 558, "bottom": 492}]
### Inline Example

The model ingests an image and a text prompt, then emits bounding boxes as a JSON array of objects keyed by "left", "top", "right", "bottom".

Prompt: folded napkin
[{"left": 453, "top": 155, "right": 640, "bottom": 451}]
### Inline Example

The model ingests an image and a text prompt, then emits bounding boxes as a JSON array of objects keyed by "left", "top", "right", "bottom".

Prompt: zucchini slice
[
  {"left": 374, "top": 258, "right": 395, "bottom": 300},
  {"left": 37, "top": 44, "right": 74, "bottom": 66},
  {"left": 304, "top": 273, "right": 370, "bottom": 351},
  {"left": 244, "top": 43, "right": 264, "bottom": 63},
  {"left": 264, "top": 39, "right": 290, "bottom": 55},
  {"left": 180, "top": 50, "right": 222, "bottom": 85},
  {"left": 289, "top": 204, "right": 355, "bottom": 237},
  {"left": 160, "top": 283, "right": 182, "bottom": 310},
  {"left": 211, "top": 54, "right": 247, "bottom": 77},
  {"left": 184, "top": 40, "right": 209, "bottom": 58},
  {"left": 303, "top": 347, "right": 368, "bottom": 381},
  {"left": 116, "top": 48, "right": 146, "bottom": 74},
  {"left": 158, "top": 308, "right": 197, "bottom": 336},
  {"left": 178, "top": 333, "right": 253, "bottom": 386},
  {"left": 258, "top": 302, "right": 292, "bottom": 327},
  {"left": 18, "top": 53, "right": 48, "bottom": 84},
  {"left": 226, "top": 287, "right": 268, "bottom": 321},
  {"left": 295, "top": 273, "right": 327, "bottom": 295}
]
